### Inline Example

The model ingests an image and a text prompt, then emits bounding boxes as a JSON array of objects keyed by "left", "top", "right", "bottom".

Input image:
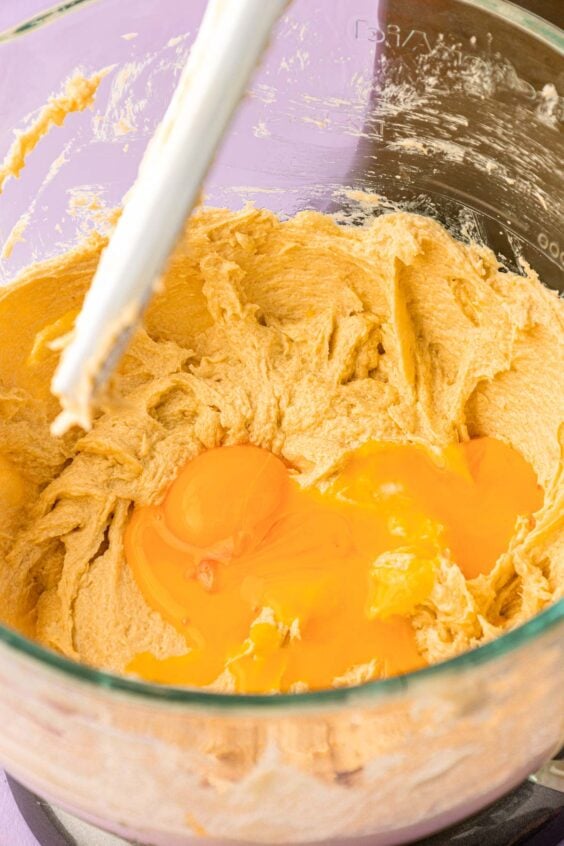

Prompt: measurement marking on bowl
[
  {"left": 537, "top": 232, "right": 564, "bottom": 268},
  {"left": 354, "top": 21, "right": 434, "bottom": 53}
]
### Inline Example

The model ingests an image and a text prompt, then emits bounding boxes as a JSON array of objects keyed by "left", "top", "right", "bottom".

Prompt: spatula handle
[{"left": 52, "top": 0, "right": 289, "bottom": 434}]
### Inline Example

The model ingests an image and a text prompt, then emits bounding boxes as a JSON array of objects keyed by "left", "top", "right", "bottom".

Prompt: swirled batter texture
[{"left": 0, "top": 207, "right": 562, "bottom": 689}]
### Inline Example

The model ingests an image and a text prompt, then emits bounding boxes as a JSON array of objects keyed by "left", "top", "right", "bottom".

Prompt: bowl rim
[
  {"left": 1, "top": 601, "right": 562, "bottom": 710},
  {"left": 1, "top": 0, "right": 563, "bottom": 50},
  {"left": 463, "top": 0, "right": 564, "bottom": 52},
  {"left": 0, "top": 0, "right": 562, "bottom": 711}
]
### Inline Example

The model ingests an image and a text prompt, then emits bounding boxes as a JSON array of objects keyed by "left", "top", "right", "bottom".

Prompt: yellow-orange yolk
[{"left": 125, "top": 438, "right": 542, "bottom": 693}]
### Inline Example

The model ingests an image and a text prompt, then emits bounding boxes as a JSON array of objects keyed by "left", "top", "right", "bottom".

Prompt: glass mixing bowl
[{"left": 0, "top": 1, "right": 562, "bottom": 843}]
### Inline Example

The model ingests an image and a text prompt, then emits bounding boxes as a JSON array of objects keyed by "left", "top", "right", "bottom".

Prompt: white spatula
[{"left": 51, "top": 0, "right": 289, "bottom": 435}]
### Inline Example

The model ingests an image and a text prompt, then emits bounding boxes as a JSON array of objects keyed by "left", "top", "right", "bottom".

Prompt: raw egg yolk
[{"left": 125, "top": 438, "right": 542, "bottom": 693}]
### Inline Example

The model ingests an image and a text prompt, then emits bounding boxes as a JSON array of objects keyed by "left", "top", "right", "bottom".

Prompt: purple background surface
[
  {"left": 0, "top": 0, "right": 380, "bottom": 282},
  {"left": 0, "top": 772, "right": 37, "bottom": 846}
]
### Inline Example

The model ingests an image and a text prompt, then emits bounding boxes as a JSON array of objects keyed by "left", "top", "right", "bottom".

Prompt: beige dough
[{"left": 0, "top": 206, "right": 562, "bottom": 685}]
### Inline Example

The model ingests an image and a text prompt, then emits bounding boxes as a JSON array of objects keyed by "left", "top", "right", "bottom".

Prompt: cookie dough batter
[{"left": 0, "top": 206, "right": 562, "bottom": 689}]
